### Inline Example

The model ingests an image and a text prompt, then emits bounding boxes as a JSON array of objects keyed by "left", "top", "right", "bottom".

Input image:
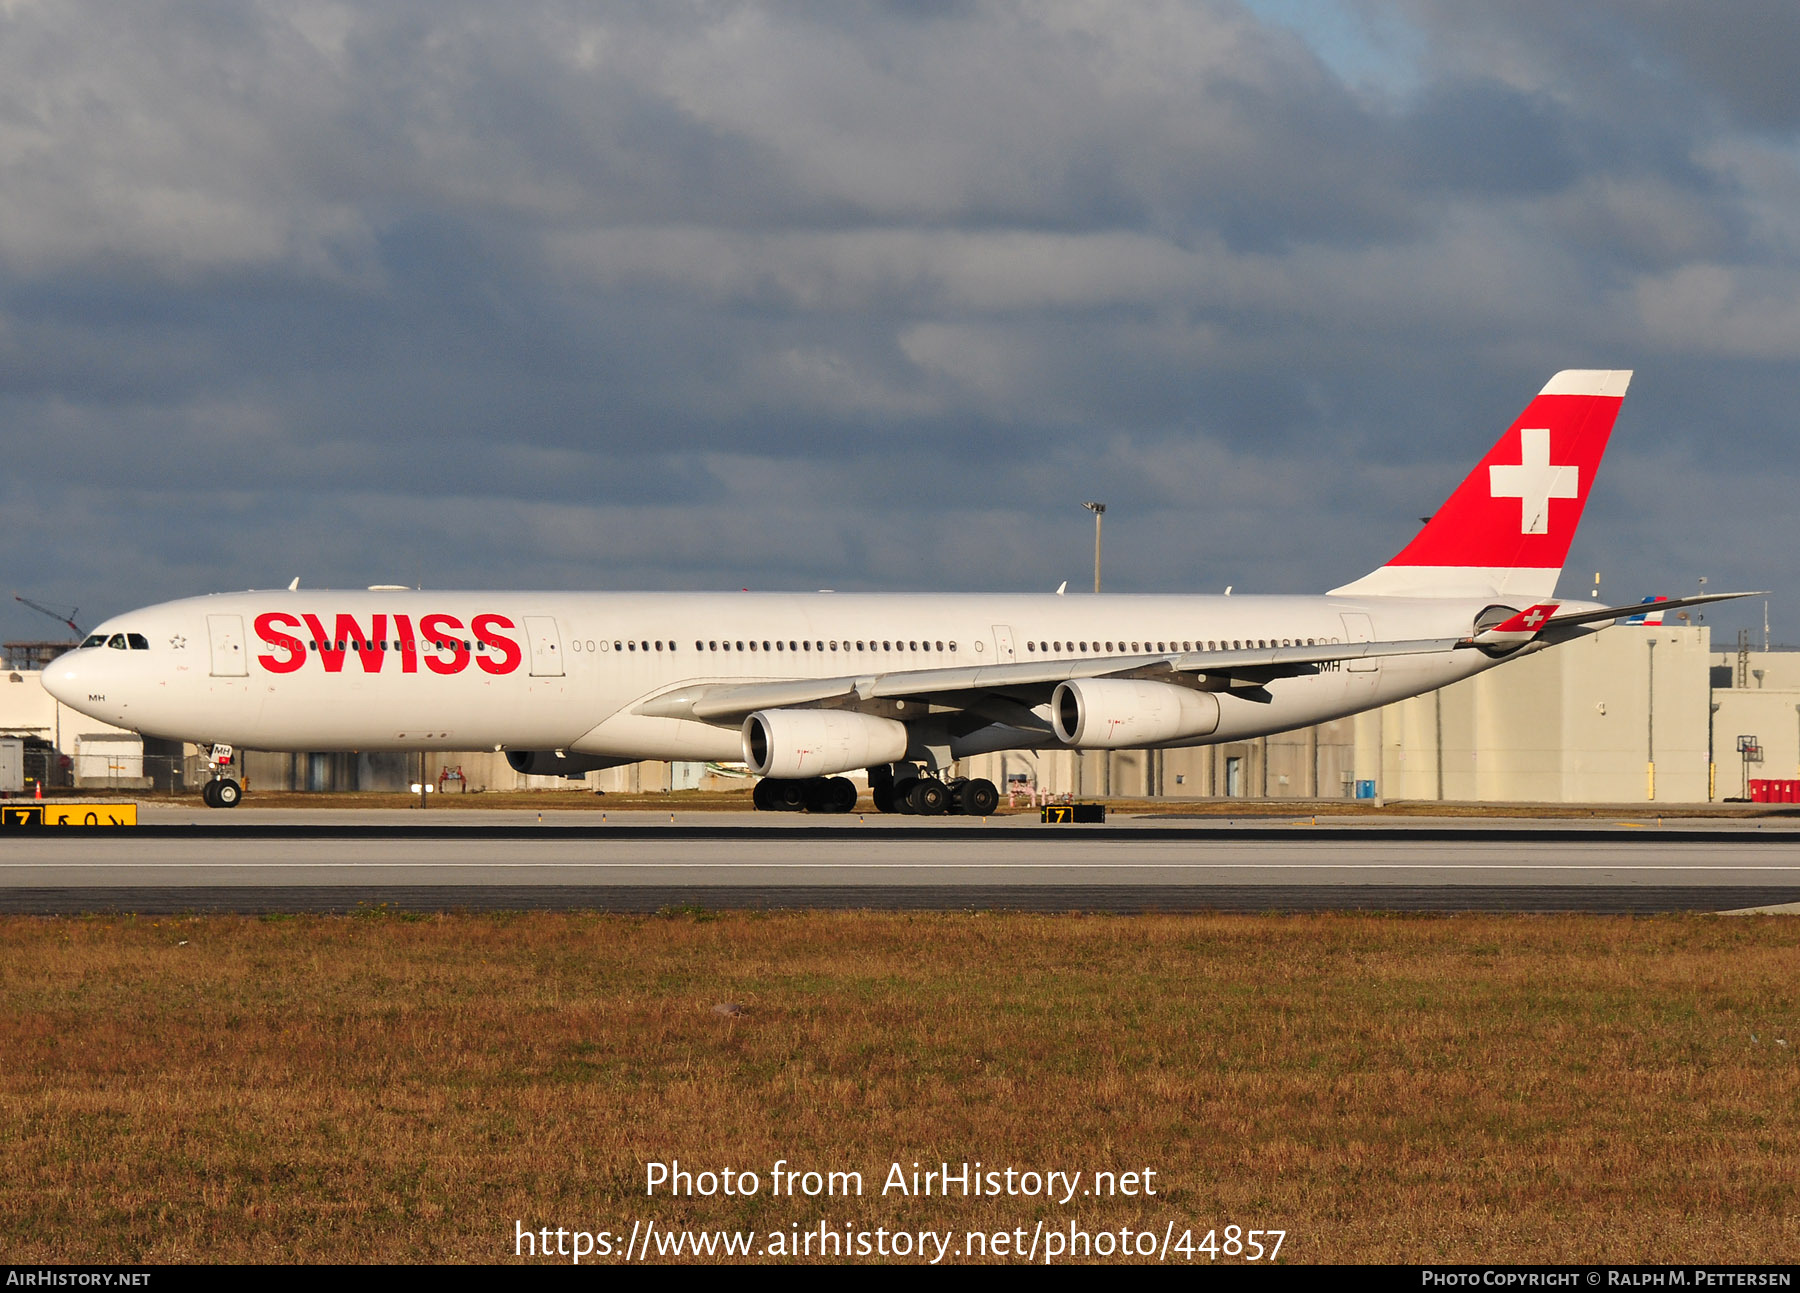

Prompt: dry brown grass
[{"left": 3, "top": 912, "right": 1797, "bottom": 1263}]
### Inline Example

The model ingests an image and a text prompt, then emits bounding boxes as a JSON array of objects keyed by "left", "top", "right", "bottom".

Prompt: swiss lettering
[
  {"left": 473, "top": 613, "right": 522, "bottom": 676},
  {"left": 262, "top": 610, "right": 519, "bottom": 676},
  {"left": 419, "top": 612, "right": 470, "bottom": 675},
  {"left": 254, "top": 612, "right": 306, "bottom": 673}
]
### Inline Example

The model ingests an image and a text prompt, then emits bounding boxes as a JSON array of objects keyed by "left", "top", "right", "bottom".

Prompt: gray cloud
[{"left": 2, "top": 0, "right": 1796, "bottom": 648}]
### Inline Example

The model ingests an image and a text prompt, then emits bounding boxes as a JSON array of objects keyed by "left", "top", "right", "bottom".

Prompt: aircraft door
[
  {"left": 991, "top": 624, "right": 1016, "bottom": 662},
  {"left": 525, "top": 615, "right": 565, "bottom": 677},
  {"left": 207, "top": 614, "right": 248, "bottom": 677},
  {"left": 1339, "top": 613, "right": 1379, "bottom": 673}
]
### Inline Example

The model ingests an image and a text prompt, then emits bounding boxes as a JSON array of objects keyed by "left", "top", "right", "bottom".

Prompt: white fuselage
[{"left": 43, "top": 588, "right": 1533, "bottom": 762}]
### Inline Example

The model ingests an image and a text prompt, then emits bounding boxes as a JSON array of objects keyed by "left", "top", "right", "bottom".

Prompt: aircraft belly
[
  {"left": 572, "top": 712, "right": 744, "bottom": 762},
  {"left": 199, "top": 677, "right": 593, "bottom": 752}
]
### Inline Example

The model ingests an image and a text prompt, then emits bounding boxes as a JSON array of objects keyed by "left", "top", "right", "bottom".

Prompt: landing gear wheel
[
  {"left": 774, "top": 780, "right": 808, "bottom": 812},
  {"left": 201, "top": 780, "right": 220, "bottom": 807},
  {"left": 892, "top": 778, "right": 919, "bottom": 814},
  {"left": 868, "top": 766, "right": 900, "bottom": 814},
  {"left": 826, "top": 777, "right": 858, "bottom": 813},
  {"left": 213, "top": 778, "right": 242, "bottom": 808},
  {"left": 907, "top": 778, "right": 949, "bottom": 816},
  {"left": 752, "top": 778, "right": 774, "bottom": 811},
  {"left": 959, "top": 778, "right": 999, "bottom": 817}
]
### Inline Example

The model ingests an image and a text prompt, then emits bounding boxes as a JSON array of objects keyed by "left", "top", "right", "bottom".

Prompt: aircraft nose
[{"left": 41, "top": 650, "right": 85, "bottom": 706}]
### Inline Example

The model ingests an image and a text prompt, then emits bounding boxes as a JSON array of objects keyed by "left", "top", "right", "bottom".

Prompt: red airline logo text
[{"left": 254, "top": 612, "right": 524, "bottom": 676}]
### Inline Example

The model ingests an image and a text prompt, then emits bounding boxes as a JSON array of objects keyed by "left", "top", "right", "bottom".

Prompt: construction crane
[{"left": 12, "top": 594, "right": 82, "bottom": 638}]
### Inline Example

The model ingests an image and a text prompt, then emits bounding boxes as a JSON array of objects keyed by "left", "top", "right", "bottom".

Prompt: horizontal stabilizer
[{"left": 1544, "top": 590, "right": 1762, "bottom": 630}]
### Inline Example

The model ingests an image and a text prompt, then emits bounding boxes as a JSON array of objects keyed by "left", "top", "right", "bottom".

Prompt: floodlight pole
[
  {"left": 1082, "top": 502, "right": 1106, "bottom": 594},
  {"left": 1646, "top": 637, "right": 1656, "bottom": 801},
  {"left": 1082, "top": 501, "right": 1108, "bottom": 799}
]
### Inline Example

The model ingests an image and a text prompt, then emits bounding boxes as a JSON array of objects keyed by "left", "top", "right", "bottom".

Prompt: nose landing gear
[
  {"left": 201, "top": 777, "right": 242, "bottom": 808},
  {"left": 199, "top": 742, "right": 242, "bottom": 808}
]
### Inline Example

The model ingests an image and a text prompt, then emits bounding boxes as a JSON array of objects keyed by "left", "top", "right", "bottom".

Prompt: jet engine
[
  {"left": 1051, "top": 679, "right": 1221, "bottom": 748},
  {"left": 743, "top": 708, "right": 909, "bottom": 778},
  {"left": 505, "top": 750, "right": 628, "bottom": 779}
]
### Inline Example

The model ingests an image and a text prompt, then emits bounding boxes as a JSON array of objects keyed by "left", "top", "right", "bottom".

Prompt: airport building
[{"left": 5, "top": 624, "right": 1798, "bottom": 803}]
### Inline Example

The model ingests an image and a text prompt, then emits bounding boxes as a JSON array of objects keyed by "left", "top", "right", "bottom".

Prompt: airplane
[{"left": 42, "top": 369, "right": 1752, "bottom": 811}]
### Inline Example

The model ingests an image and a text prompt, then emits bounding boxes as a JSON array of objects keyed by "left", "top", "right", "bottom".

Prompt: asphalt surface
[{"left": 4, "top": 807, "right": 1800, "bottom": 913}]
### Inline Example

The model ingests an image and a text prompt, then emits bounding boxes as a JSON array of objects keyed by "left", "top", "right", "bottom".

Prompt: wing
[{"left": 636, "top": 635, "right": 1464, "bottom": 726}]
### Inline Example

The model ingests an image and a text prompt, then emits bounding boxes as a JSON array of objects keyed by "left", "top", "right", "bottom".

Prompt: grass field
[{"left": 3, "top": 911, "right": 1797, "bottom": 1263}]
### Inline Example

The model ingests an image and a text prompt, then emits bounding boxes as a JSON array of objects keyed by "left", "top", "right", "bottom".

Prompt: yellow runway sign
[{"left": 2, "top": 803, "right": 139, "bottom": 827}]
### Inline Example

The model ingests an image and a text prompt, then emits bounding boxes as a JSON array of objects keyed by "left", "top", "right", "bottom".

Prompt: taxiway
[{"left": 3, "top": 807, "right": 1799, "bottom": 914}]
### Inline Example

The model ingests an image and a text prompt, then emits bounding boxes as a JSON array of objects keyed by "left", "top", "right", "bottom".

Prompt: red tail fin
[{"left": 1331, "top": 369, "right": 1630, "bottom": 600}]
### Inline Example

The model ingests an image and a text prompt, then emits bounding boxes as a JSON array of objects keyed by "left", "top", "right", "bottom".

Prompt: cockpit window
[
  {"left": 107, "top": 634, "right": 128, "bottom": 650},
  {"left": 81, "top": 634, "right": 107, "bottom": 649},
  {"left": 127, "top": 634, "right": 150, "bottom": 650}
]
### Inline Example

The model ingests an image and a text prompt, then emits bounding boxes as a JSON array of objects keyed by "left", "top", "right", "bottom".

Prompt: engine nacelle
[
  {"left": 505, "top": 750, "right": 627, "bottom": 779},
  {"left": 743, "top": 708, "right": 909, "bottom": 778},
  {"left": 1051, "top": 679, "right": 1221, "bottom": 748}
]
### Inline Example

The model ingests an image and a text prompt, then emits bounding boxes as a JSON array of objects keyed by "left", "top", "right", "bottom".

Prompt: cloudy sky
[{"left": 3, "top": 0, "right": 1797, "bottom": 645}]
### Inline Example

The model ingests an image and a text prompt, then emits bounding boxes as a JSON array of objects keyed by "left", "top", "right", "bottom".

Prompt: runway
[{"left": 5, "top": 808, "right": 1800, "bottom": 914}]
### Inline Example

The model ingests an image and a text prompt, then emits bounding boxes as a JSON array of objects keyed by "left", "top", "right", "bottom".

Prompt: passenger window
[{"left": 127, "top": 634, "right": 150, "bottom": 650}]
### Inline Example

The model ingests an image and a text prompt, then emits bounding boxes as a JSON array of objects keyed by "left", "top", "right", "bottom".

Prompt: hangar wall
[{"left": 959, "top": 624, "right": 1783, "bottom": 806}]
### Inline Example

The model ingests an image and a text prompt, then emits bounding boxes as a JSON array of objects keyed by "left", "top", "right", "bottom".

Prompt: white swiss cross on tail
[
  {"left": 1329, "top": 369, "right": 1631, "bottom": 602},
  {"left": 1489, "top": 428, "right": 1578, "bottom": 536}
]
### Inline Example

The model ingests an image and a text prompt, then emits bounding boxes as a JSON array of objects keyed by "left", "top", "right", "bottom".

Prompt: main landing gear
[
  {"left": 869, "top": 765, "right": 999, "bottom": 817},
  {"left": 749, "top": 767, "right": 1001, "bottom": 816},
  {"left": 751, "top": 776, "right": 859, "bottom": 814}
]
